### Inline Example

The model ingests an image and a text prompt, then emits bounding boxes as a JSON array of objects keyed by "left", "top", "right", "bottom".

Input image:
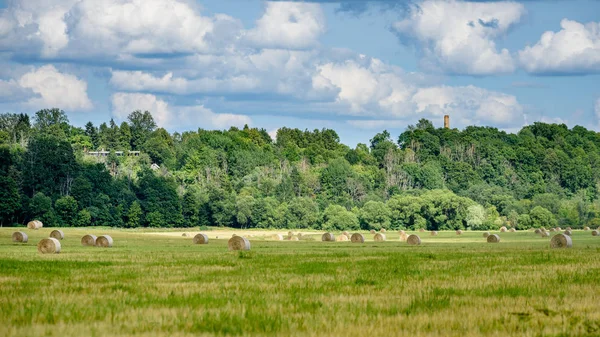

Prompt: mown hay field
[{"left": 1, "top": 228, "right": 599, "bottom": 337}]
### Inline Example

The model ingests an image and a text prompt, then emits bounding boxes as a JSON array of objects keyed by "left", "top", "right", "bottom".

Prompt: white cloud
[
  {"left": 411, "top": 85, "right": 524, "bottom": 127},
  {"left": 519, "top": 19, "right": 600, "bottom": 74},
  {"left": 17, "top": 65, "right": 92, "bottom": 110},
  {"left": 111, "top": 92, "right": 250, "bottom": 129},
  {"left": 392, "top": 0, "right": 525, "bottom": 75},
  {"left": 245, "top": 2, "right": 325, "bottom": 49}
]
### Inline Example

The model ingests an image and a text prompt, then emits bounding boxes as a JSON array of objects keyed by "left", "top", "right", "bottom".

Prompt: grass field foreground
[{"left": 1, "top": 228, "right": 599, "bottom": 337}]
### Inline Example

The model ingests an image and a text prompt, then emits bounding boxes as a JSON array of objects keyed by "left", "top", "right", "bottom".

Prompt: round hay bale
[
  {"left": 564, "top": 230, "right": 572, "bottom": 236},
  {"left": 373, "top": 233, "right": 386, "bottom": 242},
  {"left": 297, "top": 233, "right": 303, "bottom": 239},
  {"left": 534, "top": 228, "right": 541, "bottom": 234},
  {"left": 419, "top": 228, "right": 425, "bottom": 233},
  {"left": 550, "top": 233, "right": 572, "bottom": 249},
  {"left": 290, "top": 236, "right": 299, "bottom": 241},
  {"left": 369, "top": 229, "right": 376, "bottom": 234},
  {"left": 380, "top": 228, "right": 386, "bottom": 233},
  {"left": 228, "top": 236, "right": 250, "bottom": 251},
  {"left": 350, "top": 233, "right": 365, "bottom": 243},
  {"left": 483, "top": 231, "right": 490, "bottom": 238},
  {"left": 288, "top": 231, "right": 294, "bottom": 237},
  {"left": 232, "top": 234, "right": 237, "bottom": 238},
  {"left": 96, "top": 235, "right": 113, "bottom": 248},
  {"left": 555, "top": 227, "right": 560, "bottom": 231},
  {"left": 272, "top": 234, "right": 283, "bottom": 241},
  {"left": 487, "top": 234, "right": 500, "bottom": 243},
  {"left": 566, "top": 227, "right": 572, "bottom": 231},
  {"left": 12, "top": 231, "right": 28, "bottom": 243},
  {"left": 399, "top": 232, "right": 408, "bottom": 241},
  {"left": 50, "top": 230, "right": 64, "bottom": 240},
  {"left": 430, "top": 231, "right": 438, "bottom": 236},
  {"left": 584, "top": 226, "right": 590, "bottom": 231},
  {"left": 336, "top": 234, "right": 349, "bottom": 242},
  {"left": 591, "top": 230, "right": 599, "bottom": 236},
  {"left": 541, "top": 227, "right": 547, "bottom": 231},
  {"left": 37, "top": 238, "right": 61, "bottom": 254},
  {"left": 456, "top": 230, "right": 462, "bottom": 235},
  {"left": 500, "top": 226, "right": 507, "bottom": 233},
  {"left": 193, "top": 233, "right": 209, "bottom": 244},
  {"left": 321, "top": 233, "right": 335, "bottom": 242},
  {"left": 81, "top": 235, "right": 97, "bottom": 246},
  {"left": 182, "top": 233, "right": 189, "bottom": 237},
  {"left": 407, "top": 234, "right": 421, "bottom": 246},
  {"left": 398, "top": 230, "right": 406, "bottom": 235},
  {"left": 27, "top": 220, "right": 43, "bottom": 230},
  {"left": 509, "top": 228, "right": 516, "bottom": 233},
  {"left": 550, "top": 228, "right": 556, "bottom": 232},
  {"left": 541, "top": 231, "right": 550, "bottom": 238},
  {"left": 342, "top": 231, "right": 350, "bottom": 237}
]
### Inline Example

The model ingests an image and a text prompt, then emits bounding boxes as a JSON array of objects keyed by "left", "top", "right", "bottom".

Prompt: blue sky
[{"left": 1, "top": 0, "right": 599, "bottom": 146}]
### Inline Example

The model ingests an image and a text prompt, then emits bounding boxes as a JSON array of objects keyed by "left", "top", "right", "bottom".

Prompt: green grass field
[{"left": 1, "top": 228, "right": 599, "bottom": 337}]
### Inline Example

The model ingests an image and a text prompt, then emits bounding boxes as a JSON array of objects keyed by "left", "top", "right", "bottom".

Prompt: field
[{"left": 1, "top": 228, "right": 599, "bottom": 337}]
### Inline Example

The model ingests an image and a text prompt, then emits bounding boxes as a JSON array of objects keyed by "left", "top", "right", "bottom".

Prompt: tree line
[{"left": 1, "top": 108, "right": 599, "bottom": 230}]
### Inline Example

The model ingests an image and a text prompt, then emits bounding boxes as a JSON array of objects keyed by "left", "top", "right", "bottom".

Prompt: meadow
[{"left": 1, "top": 228, "right": 599, "bottom": 337}]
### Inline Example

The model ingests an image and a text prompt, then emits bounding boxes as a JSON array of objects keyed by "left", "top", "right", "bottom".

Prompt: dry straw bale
[
  {"left": 487, "top": 234, "right": 500, "bottom": 243},
  {"left": 541, "top": 227, "right": 547, "bottom": 231},
  {"left": 50, "top": 230, "right": 64, "bottom": 240},
  {"left": 541, "top": 231, "right": 550, "bottom": 238},
  {"left": 373, "top": 233, "right": 386, "bottom": 242},
  {"left": 398, "top": 230, "right": 406, "bottom": 235},
  {"left": 369, "top": 229, "right": 376, "bottom": 234},
  {"left": 27, "top": 220, "right": 43, "bottom": 230},
  {"left": 96, "top": 235, "right": 113, "bottom": 248},
  {"left": 182, "top": 233, "right": 189, "bottom": 237},
  {"left": 591, "top": 230, "right": 599, "bottom": 236},
  {"left": 228, "top": 236, "right": 251, "bottom": 251},
  {"left": 456, "top": 230, "right": 462, "bottom": 235},
  {"left": 336, "top": 234, "right": 349, "bottom": 242},
  {"left": 550, "top": 233, "right": 572, "bottom": 249},
  {"left": 81, "top": 235, "right": 97, "bottom": 246},
  {"left": 399, "top": 232, "right": 408, "bottom": 241},
  {"left": 37, "top": 238, "right": 61, "bottom": 254},
  {"left": 342, "top": 231, "right": 350, "bottom": 237},
  {"left": 288, "top": 231, "right": 294, "bottom": 237},
  {"left": 419, "top": 228, "right": 425, "bottom": 233},
  {"left": 12, "top": 231, "right": 28, "bottom": 243},
  {"left": 430, "top": 231, "right": 438, "bottom": 236},
  {"left": 509, "top": 228, "right": 516, "bottom": 233},
  {"left": 380, "top": 228, "right": 386, "bottom": 233},
  {"left": 291, "top": 236, "right": 299, "bottom": 241},
  {"left": 483, "top": 231, "right": 490, "bottom": 238},
  {"left": 500, "top": 226, "right": 507, "bottom": 232},
  {"left": 555, "top": 227, "right": 561, "bottom": 231},
  {"left": 566, "top": 227, "right": 572, "bottom": 231},
  {"left": 297, "top": 233, "right": 303, "bottom": 239},
  {"left": 193, "top": 233, "right": 209, "bottom": 244},
  {"left": 407, "top": 234, "right": 421, "bottom": 246},
  {"left": 350, "top": 233, "right": 365, "bottom": 243},
  {"left": 564, "top": 230, "right": 572, "bottom": 236},
  {"left": 534, "top": 229, "right": 541, "bottom": 234},
  {"left": 584, "top": 226, "right": 590, "bottom": 231},
  {"left": 550, "top": 228, "right": 556, "bottom": 232},
  {"left": 321, "top": 233, "right": 335, "bottom": 242},
  {"left": 272, "top": 234, "right": 283, "bottom": 241}
]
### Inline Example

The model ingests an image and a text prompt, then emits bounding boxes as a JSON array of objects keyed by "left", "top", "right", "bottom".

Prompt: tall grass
[{"left": 1, "top": 228, "right": 599, "bottom": 336}]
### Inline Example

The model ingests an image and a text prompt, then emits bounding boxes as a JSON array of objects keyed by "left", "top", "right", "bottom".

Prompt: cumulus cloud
[
  {"left": 17, "top": 65, "right": 92, "bottom": 110},
  {"left": 245, "top": 2, "right": 325, "bottom": 49},
  {"left": 391, "top": 0, "right": 525, "bottom": 75},
  {"left": 519, "top": 19, "right": 600, "bottom": 74},
  {"left": 111, "top": 92, "right": 251, "bottom": 129}
]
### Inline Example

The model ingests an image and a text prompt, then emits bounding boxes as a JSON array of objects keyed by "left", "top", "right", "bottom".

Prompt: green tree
[
  {"left": 55, "top": 196, "right": 79, "bottom": 227},
  {"left": 128, "top": 110, "right": 157, "bottom": 150},
  {"left": 127, "top": 201, "right": 142, "bottom": 228},
  {"left": 529, "top": 206, "right": 557, "bottom": 228},
  {"left": 359, "top": 201, "right": 390, "bottom": 230},
  {"left": 0, "top": 176, "right": 20, "bottom": 226},
  {"left": 322, "top": 204, "right": 359, "bottom": 231}
]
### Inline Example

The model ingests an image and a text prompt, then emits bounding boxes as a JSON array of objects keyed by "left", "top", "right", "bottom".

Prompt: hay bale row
[
  {"left": 228, "top": 236, "right": 250, "bottom": 251},
  {"left": 550, "top": 233, "right": 572, "bottom": 249},
  {"left": 193, "top": 233, "right": 209, "bottom": 244},
  {"left": 321, "top": 233, "right": 335, "bottom": 242},
  {"left": 351, "top": 233, "right": 365, "bottom": 243},
  {"left": 373, "top": 233, "right": 386, "bottom": 242},
  {"left": 487, "top": 234, "right": 500, "bottom": 243},
  {"left": 37, "top": 238, "right": 61, "bottom": 254},
  {"left": 12, "top": 231, "right": 28, "bottom": 243},
  {"left": 27, "top": 220, "right": 43, "bottom": 230},
  {"left": 50, "top": 230, "right": 64, "bottom": 240}
]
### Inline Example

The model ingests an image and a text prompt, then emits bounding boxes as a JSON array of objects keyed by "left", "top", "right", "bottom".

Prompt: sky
[{"left": 0, "top": 0, "right": 599, "bottom": 147}]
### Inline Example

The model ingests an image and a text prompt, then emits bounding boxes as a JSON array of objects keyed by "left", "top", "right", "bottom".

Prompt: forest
[{"left": 1, "top": 108, "right": 599, "bottom": 231}]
